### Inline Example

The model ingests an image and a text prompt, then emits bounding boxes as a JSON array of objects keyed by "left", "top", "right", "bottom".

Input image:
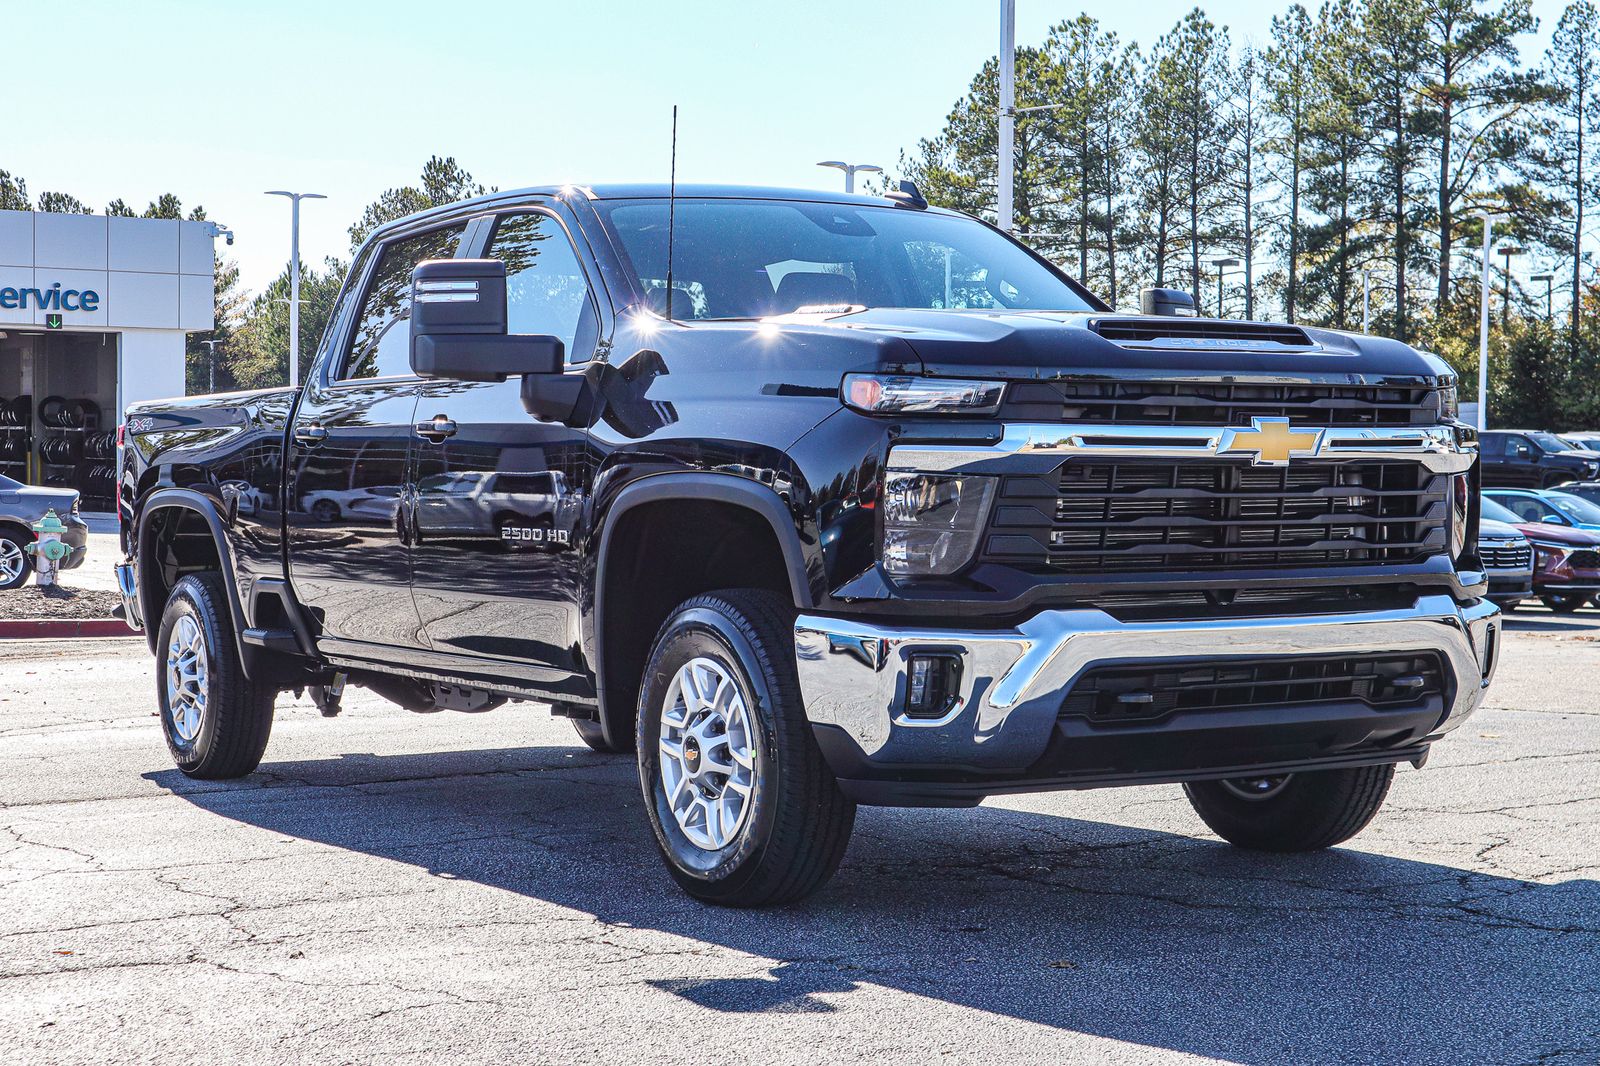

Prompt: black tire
[
  {"left": 571, "top": 717, "right": 629, "bottom": 754},
  {"left": 637, "top": 588, "right": 855, "bottom": 907},
  {"left": 311, "top": 500, "right": 340, "bottom": 523},
  {"left": 0, "top": 530, "right": 34, "bottom": 590},
  {"left": 156, "top": 574, "right": 276, "bottom": 779},
  {"left": 1541, "top": 593, "right": 1590, "bottom": 613},
  {"left": 1183, "top": 764, "right": 1396, "bottom": 852}
]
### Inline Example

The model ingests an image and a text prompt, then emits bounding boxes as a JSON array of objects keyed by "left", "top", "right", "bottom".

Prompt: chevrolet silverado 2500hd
[{"left": 117, "top": 184, "right": 1499, "bottom": 906}]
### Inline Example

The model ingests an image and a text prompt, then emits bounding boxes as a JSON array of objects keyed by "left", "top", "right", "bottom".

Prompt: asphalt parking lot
[{"left": 2, "top": 610, "right": 1597, "bottom": 1064}]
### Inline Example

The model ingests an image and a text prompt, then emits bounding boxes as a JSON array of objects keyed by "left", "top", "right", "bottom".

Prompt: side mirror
[
  {"left": 409, "top": 259, "right": 563, "bottom": 381},
  {"left": 1139, "top": 287, "right": 1197, "bottom": 317},
  {"left": 1541, "top": 512, "right": 1565, "bottom": 525}
]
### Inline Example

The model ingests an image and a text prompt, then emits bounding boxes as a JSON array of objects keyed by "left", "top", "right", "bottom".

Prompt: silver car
[
  {"left": 0, "top": 473, "right": 90, "bottom": 590},
  {"left": 1479, "top": 515, "right": 1533, "bottom": 611}
]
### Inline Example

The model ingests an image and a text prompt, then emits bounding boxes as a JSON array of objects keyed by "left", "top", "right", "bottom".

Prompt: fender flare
[
  {"left": 591, "top": 472, "right": 817, "bottom": 745},
  {"left": 135, "top": 488, "right": 254, "bottom": 672}
]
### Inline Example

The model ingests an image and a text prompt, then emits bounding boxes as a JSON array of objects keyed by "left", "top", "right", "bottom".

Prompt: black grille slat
[
  {"left": 988, "top": 459, "right": 1445, "bottom": 574},
  {"left": 1479, "top": 542, "right": 1532, "bottom": 569},
  {"left": 1003, "top": 379, "right": 1439, "bottom": 427},
  {"left": 1059, "top": 653, "right": 1446, "bottom": 726}
]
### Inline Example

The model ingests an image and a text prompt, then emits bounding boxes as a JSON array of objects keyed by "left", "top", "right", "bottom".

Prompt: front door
[
  {"left": 286, "top": 220, "right": 468, "bottom": 649},
  {"left": 409, "top": 208, "right": 601, "bottom": 678}
]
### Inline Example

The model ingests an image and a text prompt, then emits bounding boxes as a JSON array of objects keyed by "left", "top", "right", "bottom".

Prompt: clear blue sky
[{"left": 6, "top": 0, "right": 1568, "bottom": 296}]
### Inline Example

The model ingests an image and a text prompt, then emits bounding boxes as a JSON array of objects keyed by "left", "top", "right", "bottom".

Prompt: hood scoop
[{"left": 1091, "top": 317, "right": 1315, "bottom": 351}]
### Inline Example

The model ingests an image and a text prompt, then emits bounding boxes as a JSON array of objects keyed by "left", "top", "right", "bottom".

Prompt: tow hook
[{"left": 310, "top": 672, "right": 348, "bottom": 717}]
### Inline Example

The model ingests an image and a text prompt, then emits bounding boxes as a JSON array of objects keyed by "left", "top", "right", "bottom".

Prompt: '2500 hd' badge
[{"left": 501, "top": 526, "right": 570, "bottom": 545}]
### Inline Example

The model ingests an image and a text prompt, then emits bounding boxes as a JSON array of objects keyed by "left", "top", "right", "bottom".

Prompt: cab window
[
  {"left": 341, "top": 223, "right": 467, "bottom": 380},
  {"left": 485, "top": 212, "right": 598, "bottom": 363}
]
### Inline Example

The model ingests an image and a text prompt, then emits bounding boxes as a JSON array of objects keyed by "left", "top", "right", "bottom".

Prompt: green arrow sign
[{"left": 44, "top": 313, "right": 62, "bottom": 330}]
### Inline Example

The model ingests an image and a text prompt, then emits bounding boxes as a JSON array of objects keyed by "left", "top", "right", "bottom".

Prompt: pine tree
[
  {"left": 1545, "top": 0, "right": 1599, "bottom": 346},
  {"left": 1264, "top": 4, "right": 1317, "bottom": 322}
]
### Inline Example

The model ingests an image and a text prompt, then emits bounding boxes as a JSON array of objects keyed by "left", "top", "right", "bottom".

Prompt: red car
[{"left": 1484, "top": 495, "right": 1600, "bottom": 611}]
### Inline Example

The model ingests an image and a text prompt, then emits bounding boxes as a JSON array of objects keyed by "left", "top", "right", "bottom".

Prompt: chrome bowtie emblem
[{"left": 1216, "top": 416, "right": 1324, "bottom": 466}]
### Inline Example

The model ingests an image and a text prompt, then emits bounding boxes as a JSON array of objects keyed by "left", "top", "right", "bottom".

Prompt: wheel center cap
[{"left": 683, "top": 736, "right": 701, "bottom": 774}]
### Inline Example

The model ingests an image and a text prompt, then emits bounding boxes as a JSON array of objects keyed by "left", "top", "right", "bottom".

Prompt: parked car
[
  {"left": 0, "top": 473, "right": 90, "bottom": 590},
  {"left": 1485, "top": 488, "right": 1600, "bottom": 533},
  {"left": 1478, "top": 430, "right": 1600, "bottom": 488},
  {"left": 1555, "top": 481, "right": 1600, "bottom": 507},
  {"left": 1482, "top": 494, "right": 1600, "bottom": 612},
  {"left": 115, "top": 182, "right": 1498, "bottom": 906},
  {"left": 1476, "top": 502, "right": 1533, "bottom": 610},
  {"left": 1561, "top": 432, "right": 1600, "bottom": 452}
]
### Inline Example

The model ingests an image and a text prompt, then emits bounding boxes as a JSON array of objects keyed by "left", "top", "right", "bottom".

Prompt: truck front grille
[
  {"left": 1058, "top": 653, "right": 1446, "bottom": 726},
  {"left": 1479, "top": 540, "right": 1532, "bottom": 569},
  {"left": 1001, "top": 379, "right": 1440, "bottom": 427},
  {"left": 1568, "top": 549, "right": 1600, "bottom": 570},
  {"left": 984, "top": 459, "right": 1447, "bottom": 575}
]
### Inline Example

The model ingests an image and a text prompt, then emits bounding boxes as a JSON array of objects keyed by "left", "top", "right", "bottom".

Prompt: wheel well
[
  {"left": 141, "top": 505, "right": 223, "bottom": 618},
  {"left": 599, "top": 498, "right": 793, "bottom": 742},
  {"left": 0, "top": 519, "right": 31, "bottom": 543}
]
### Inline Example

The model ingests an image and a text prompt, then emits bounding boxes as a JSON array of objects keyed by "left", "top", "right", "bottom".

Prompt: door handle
[
  {"left": 293, "top": 424, "right": 328, "bottom": 446},
  {"left": 414, "top": 415, "right": 458, "bottom": 442}
]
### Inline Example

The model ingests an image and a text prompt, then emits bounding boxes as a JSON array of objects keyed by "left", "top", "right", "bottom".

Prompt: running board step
[{"left": 241, "top": 627, "right": 302, "bottom": 654}]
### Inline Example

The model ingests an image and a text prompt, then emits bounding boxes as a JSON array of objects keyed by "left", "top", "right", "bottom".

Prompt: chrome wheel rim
[
  {"left": 658, "top": 656, "right": 757, "bottom": 851},
  {"left": 165, "top": 615, "right": 208, "bottom": 744},
  {"left": 1221, "top": 774, "right": 1292, "bottom": 802},
  {"left": 0, "top": 540, "right": 24, "bottom": 584}
]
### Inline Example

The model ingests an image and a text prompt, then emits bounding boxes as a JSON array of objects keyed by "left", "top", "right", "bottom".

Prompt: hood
[
  {"left": 1478, "top": 518, "right": 1526, "bottom": 541},
  {"left": 1516, "top": 522, "right": 1600, "bottom": 546},
  {"left": 804, "top": 308, "right": 1451, "bottom": 384}
]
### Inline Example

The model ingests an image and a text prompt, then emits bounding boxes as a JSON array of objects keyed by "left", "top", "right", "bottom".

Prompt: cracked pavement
[{"left": 2, "top": 611, "right": 1597, "bottom": 1065}]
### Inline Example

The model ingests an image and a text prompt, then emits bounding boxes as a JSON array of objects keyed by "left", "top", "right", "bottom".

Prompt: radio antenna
[{"left": 666, "top": 105, "right": 678, "bottom": 323}]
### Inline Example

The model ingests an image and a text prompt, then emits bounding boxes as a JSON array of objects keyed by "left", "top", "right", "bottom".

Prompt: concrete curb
[{"left": 0, "top": 619, "right": 140, "bottom": 639}]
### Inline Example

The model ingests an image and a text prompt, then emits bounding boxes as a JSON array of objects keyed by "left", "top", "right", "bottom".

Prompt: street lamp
[
  {"left": 265, "top": 190, "right": 326, "bottom": 391},
  {"left": 1476, "top": 211, "right": 1507, "bottom": 433},
  {"left": 198, "top": 339, "right": 223, "bottom": 394},
  {"left": 1211, "top": 257, "right": 1240, "bottom": 318},
  {"left": 1497, "top": 245, "right": 1524, "bottom": 326},
  {"left": 816, "top": 161, "right": 883, "bottom": 194},
  {"left": 1530, "top": 272, "right": 1554, "bottom": 321},
  {"left": 998, "top": 0, "right": 1015, "bottom": 231}
]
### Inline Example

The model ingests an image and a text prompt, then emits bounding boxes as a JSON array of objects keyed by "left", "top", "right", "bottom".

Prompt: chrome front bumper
[{"left": 794, "top": 594, "right": 1500, "bottom": 775}]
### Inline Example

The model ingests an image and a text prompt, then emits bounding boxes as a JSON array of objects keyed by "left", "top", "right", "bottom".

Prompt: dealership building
[{"left": 0, "top": 209, "right": 216, "bottom": 512}]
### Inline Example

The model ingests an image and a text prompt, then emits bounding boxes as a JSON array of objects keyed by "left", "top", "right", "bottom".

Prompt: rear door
[
  {"left": 409, "top": 205, "right": 603, "bottom": 676},
  {"left": 286, "top": 221, "right": 468, "bottom": 650}
]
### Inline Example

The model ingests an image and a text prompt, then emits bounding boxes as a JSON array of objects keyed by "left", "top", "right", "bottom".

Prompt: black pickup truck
[{"left": 117, "top": 184, "right": 1499, "bottom": 906}]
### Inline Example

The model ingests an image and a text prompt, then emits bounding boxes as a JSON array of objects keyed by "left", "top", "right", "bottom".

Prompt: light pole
[
  {"left": 265, "top": 190, "right": 326, "bottom": 390},
  {"left": 1476, "top": 211, "right": 1506, "bottom": 433},
  {"left": 1211, "top": 257, "right": 1239, "bottom": 318},
  {"left": 1530, "top": 272, "right": 1554, "bottom": 321},
  {"left": 1497, "top": 245, "right": 1524, "bottom": 326},
  {"left": 998, "top": 0, "right": 1015, "bottom": 232},
  {"left": 816, "top": 161, "right": 883, "bottom": 194},
  {"left": 198, "top": 339, "right": 222, "bottom": 394},
  {"left": 1363, "top": 268, "right": 1373, "bottom": 334}
]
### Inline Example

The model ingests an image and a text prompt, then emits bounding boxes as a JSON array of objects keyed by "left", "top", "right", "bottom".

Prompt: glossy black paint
[{"left": 120, "top": 183, "right": 1469, "bottom": 708}]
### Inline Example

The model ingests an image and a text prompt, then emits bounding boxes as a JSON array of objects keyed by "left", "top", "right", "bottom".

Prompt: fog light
[{"left": 905, "top": 654, "right": 961, "bottom": 720}]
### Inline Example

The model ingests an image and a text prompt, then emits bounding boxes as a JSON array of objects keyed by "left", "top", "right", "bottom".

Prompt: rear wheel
[
  {"left": 637, "top": 588, "right": 855, "bottom": 907},
  {"left": 0, "top": 532, "right": 32, "bottom": 590},
  {"left": 1541, "top": 593, "right": 1591, "bottom": 613},
  {"left": 571, "top": 717, "right": 629, "bottom": 753},
  {"left": 1183, "top": 764, "right": 1395, "bottom": 851},
  {"left": 156, "top": 574, "right": 276, "bottom": 779}
]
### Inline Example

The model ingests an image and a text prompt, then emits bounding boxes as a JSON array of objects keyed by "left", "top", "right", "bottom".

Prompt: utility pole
[
  {"left": 1363, "top": 268, "right": 1372, "bottom": 334},
  {"left": 265, "top": 190, "right": 326, "bottom": 390},
  {"left": 1530, "top": 272, "right": 1554, "bottom": 320},
  {"left": 1211, "top": 257, "right": 1239, "bottom": 318},
  {"left": 198, "top": 339, "right": 223, "bottom": 394},
  {"left": 998, "top": 0, "right": 1015, "bottom": 232},
  {"left": 1476, "top": 211, "right": 1506, "bottom": 433}
]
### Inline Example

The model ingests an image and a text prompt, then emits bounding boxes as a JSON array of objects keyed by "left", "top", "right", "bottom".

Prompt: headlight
[
  {"left": 881, "top": 471, "right": 996, "bottom": 576},
  {"left": 1449, "top": 473, "right": 1470, "bottom": 561},
  {"left": 843, "top": 374, "right": 1004, "bottom": 416},
  {"left": 1531, "top": 541, "right": 1572, "bottom": 571},
  {"left": 1438, "top": 379, "right": 1459, "bottom": 419}
]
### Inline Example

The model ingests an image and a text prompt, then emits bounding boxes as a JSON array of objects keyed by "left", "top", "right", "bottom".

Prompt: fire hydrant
[{"left": 27, "top": 509, "right": 72, "bottom": 588}]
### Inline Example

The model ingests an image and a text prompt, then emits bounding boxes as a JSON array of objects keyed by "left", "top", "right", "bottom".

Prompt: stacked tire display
[{"left": 0, "top": 395, "right": 115, "bottom": 510}]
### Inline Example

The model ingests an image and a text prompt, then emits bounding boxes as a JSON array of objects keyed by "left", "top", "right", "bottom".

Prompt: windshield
[
  {"left": 595, "top": 198, "right": 1097, "bottom": 320},
  {"left": 1527, "top": 431, "right": 1577, "bottom": 452},
  {"left": 1544, "top": 492, "right": 1600, "bottom": 524},
  {"left": 0, "top": 473, "right": 20, "bottom": 490},
  {"left": 1480, "top": 497, "right": 1522, "bottom": 525}
]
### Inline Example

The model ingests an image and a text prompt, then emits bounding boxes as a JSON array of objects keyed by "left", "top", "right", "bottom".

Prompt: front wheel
[
  {"left": 0, "top": 531, "right": 33, "bottom": 590},
  {"left": 1541, "top": 593, "right": 1591, "bottom": 614},
  {"left": 1183, "top": 764, "right": 1395, "bottom": 851},
  {"left": 156, "top": 574, "right": 276, "bottom": 779},
  {"left": 637, "top": 589, "right": 855, "bottom": 907}
]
